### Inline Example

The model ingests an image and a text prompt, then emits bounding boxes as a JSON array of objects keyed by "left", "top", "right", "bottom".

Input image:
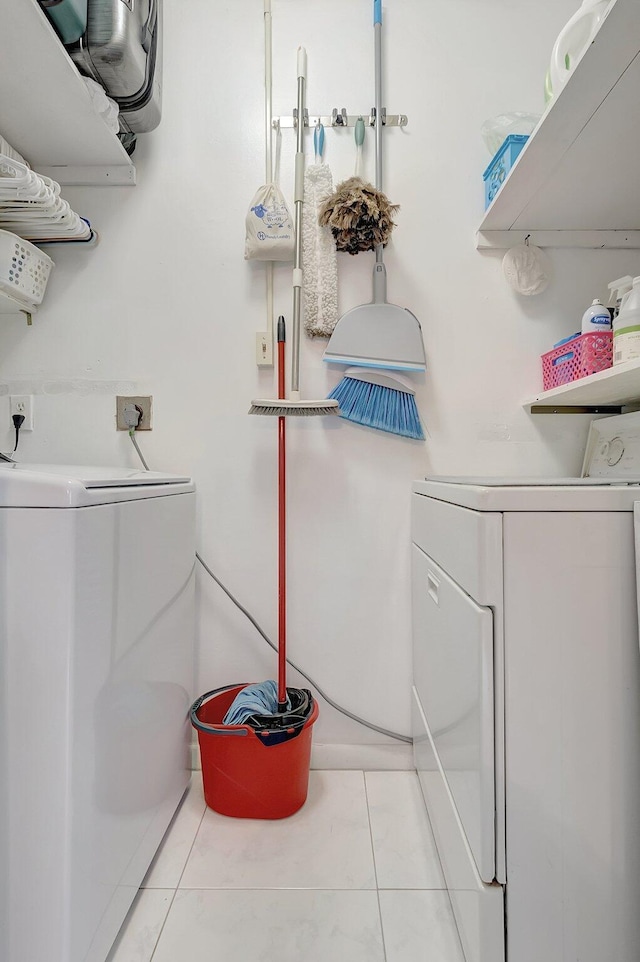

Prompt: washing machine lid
[
  {"left": 415, "top": 412, "right": 640, "bottom": 511},
  {"left": 0, "top": 463, "right": 194, "bottom": 507},
  {"left": 413, "top": 478, "right": 640, "bottom": 512},
  {"left": 426, "top": 476, "right": 639, "bottom": 486}
]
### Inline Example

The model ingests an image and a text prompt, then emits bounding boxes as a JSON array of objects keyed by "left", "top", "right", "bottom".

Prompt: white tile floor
[{"left": 106, "top": 771, "right": 465, "bottom": 962}]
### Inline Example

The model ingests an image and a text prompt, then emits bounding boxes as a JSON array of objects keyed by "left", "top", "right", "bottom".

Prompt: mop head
[
  {"left": 303, "top": 164, "right": 339, "bottom": 337},
  {"left": 222, "top": 681, "right": 287, "bottom": 725},
  {"left": 222, "top": 683, "right": 314, "bottom": 744},
  {"left": 328, "top": 371, "right": 424, "bottom": 440},
  {"left": 249, "top": 398, "right": 339, "bottom": 417},
  {"left": 318, "top": 177, "right": 399, "bottom": 255}
]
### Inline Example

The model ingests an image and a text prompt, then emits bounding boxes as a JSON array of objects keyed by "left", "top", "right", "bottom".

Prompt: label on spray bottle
[{"left": 581, "top": 299, "right": 612, "bottom": 334}]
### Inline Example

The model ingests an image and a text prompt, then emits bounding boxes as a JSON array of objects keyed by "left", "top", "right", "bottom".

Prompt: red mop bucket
[{"left": 190, "top": 683, "right": 318, "bottom": 819}]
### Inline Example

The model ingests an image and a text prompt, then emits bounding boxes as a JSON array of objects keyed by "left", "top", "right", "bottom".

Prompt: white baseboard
[
  {"left": 311, "top": 742, "right": 413, "bottom": 771},
  {"left": 191, "top": 736, "right": 412, "bottom": 772}
]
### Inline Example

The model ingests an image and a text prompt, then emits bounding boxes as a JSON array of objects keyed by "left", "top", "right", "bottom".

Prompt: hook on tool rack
[{"left": 293, "top": 108, "right": 309, "bottom": 128}]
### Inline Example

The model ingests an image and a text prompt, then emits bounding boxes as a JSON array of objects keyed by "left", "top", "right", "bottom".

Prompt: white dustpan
[{"left": 323, "top": 259, "right": 426, "bottom": 372}]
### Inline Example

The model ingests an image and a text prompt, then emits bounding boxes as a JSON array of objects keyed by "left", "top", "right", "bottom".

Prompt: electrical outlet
[
  {"left": 256, "top": 332, "right": 273, "bottom": 367},
  {"left": 116, "top": 396, "right": 153, "bottom": 431},
  {"left": 10, "top": 395, "right": 33, "bottom": 431}
]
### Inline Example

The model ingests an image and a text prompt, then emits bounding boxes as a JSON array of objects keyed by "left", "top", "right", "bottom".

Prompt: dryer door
[
  {"left": 412, "top": 545, "right": 495, "bottom": 882},
  {"left": 635, "top": 502, "right": 640, "bottom": 650}
]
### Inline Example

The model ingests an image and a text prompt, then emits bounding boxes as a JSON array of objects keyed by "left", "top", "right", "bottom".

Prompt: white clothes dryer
[
  {"left": 0, "top": 464, "right": 196, "bottom": 962},
  {"left": 412, "top": 412, "right": 640, "bottom": 962}
]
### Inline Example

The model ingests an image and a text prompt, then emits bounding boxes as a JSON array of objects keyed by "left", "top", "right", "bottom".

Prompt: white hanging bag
[{"left": 244, "top": 128, "right": 295, "bottom": 261}]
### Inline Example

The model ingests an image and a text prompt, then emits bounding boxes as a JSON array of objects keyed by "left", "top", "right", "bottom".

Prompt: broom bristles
[
  {"left": 249, "top": 401, "right": 339, "bottom": 417},
  {"left": 328, "top": 375, "right": 425, "bottom": 440}
]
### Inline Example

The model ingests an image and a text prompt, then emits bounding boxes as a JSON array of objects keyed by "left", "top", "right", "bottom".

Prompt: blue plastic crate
[{"left": 483, "top": 134, "right": 529, "bottom": 209}]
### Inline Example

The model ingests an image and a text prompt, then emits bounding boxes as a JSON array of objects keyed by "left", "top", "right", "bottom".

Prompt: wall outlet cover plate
[
  {"left": 10, "top": 395, "right": 33, "bottom": 431},
  {"left": 116, "top": 395, "right": 153, "bottom": 431}
]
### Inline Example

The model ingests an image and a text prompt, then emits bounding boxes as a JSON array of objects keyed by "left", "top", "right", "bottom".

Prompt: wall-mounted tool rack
[{"left": 274, "top": 107, "right": 408, "bottom": 129}]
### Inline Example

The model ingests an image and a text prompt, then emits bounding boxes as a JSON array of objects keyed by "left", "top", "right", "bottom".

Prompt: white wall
[{"left": 2, "top": 0, "right": 638, "bottom": 759}]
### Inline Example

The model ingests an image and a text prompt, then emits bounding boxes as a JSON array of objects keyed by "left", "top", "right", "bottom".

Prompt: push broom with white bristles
[
  {"left": 250, "top": 47, "right": 339, "bottom": 421},
  {"left": 323, "top": 0, "right": 426, "bottom": 440}
]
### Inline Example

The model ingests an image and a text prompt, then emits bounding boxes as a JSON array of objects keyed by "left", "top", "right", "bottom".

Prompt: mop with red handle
[{"left": 277, "top": 315, "right": 288, "bottom": 711}]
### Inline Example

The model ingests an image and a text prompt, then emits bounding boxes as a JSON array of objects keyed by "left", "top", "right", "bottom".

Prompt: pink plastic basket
[{"left": 541, "top": 332, "right": 613, "bottom": 391}]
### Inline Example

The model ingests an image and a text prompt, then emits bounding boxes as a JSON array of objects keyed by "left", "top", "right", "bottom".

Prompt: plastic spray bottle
[
  {"left": 608, "top": 276, "right": 634, "bottom": 320},
  {"left": 581, "top": 299, "right": 611, "bottom": 334},
  {"left": 614, "top": 276, "right": 640, "bottom": 365}
]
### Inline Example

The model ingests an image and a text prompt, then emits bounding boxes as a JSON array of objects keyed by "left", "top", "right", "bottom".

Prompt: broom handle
[
  {"left": 373, "top": 4, "right": 387, "bottom": 299},
  {"left": 277, "top": 316, "right": 287, "bottom": 710},
  {"left": 291, "top": 48, "right": 307, "bottom": 397},
  {"left": 374, "top": 5, "right": 383, "bottom": 199},
  {"left": 265, "top": 0, "right": 274, "bottom": 360}
]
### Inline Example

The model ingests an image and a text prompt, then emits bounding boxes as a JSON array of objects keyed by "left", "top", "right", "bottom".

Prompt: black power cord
[{"left": 12, "top": 414, "right": 25, "bottom": 453}]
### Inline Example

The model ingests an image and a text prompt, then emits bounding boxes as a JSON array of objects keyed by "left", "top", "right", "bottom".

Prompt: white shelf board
[
  {"left": 477, "top": 231, "right": 640, "bottom": 251},
  {"left": 524, "top": 359, "right": 640, "bottom": 411},
  {"left": 0, "top": 0, "right": 135, "bottom": 186},
  {"left": 477, "top": 0, "right": 640, "bottom": 248}
]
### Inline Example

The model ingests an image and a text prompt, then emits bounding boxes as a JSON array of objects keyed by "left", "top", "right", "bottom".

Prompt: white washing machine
[
  {"left": 0, "top": 464, "right": 196, "bottom": 962},
  {"left": 412, "top": 412, "right": 640, "bottom": 962}
]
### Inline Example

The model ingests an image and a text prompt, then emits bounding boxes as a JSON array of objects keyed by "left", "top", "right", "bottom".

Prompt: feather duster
[{"left": 318, "top": 177, "right": 399, "bottom": 256}]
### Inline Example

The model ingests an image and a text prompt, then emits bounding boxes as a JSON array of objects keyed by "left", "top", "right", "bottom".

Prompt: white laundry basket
[{"left": 0, "top": 230, "right": 53, "bottom": 306}]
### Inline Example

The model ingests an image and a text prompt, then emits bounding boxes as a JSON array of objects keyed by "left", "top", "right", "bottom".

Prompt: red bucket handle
[
  {"left": 190, "top": 684, "right": 251, "bottom": 737},
  {"left": 190, "top": 685, "right": 318, "bottom": 746}
]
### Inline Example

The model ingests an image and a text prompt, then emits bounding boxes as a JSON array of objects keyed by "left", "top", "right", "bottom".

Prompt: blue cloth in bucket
[{"left": 222, "top": 680, "right": 290, "bottom": 726}]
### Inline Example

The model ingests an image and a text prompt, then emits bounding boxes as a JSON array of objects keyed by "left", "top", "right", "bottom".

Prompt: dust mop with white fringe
[{"left": 302, "top": 122, "right": 338, "bottom": 338}]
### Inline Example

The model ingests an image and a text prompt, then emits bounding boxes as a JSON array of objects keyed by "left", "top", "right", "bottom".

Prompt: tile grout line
[
  {"left": 148, "top": 783, "right": 208, "bottom": 962},
  {"left": 363, "top": 772, "right": 389, "bottom": 962},
  {"left": 174, "top": 788, "right": 208, "bottom": 890},
  {"left": 147, "top": 887, "right": 180, "bottom": 962},
  {"left": 164, "top": 885, "right": 380, "bottom": 892}
]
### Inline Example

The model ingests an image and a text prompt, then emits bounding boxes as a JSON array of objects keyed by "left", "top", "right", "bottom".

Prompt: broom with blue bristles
[
  {"left": 323, "top": 0, "right": 426, "bottom": 441},
  {"left": 328, "top": 367, "right": 424, "bottom": 440}
]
